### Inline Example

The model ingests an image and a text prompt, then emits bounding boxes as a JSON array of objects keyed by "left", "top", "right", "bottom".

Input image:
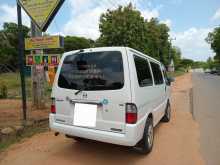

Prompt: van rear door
[{"left": 52, "top": 48, "right": 131, "bottom": 134}]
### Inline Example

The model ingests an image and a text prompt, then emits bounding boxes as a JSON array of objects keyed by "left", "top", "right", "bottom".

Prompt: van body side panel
[
  {"left": 126, "top": 50, "right": 155, "bottom": 139},
  {"left": 127, "top": 49, "right": 167, "bottom": 128},
  {"left": 149, "top": 62, "right": 168, "bottom": 125}
]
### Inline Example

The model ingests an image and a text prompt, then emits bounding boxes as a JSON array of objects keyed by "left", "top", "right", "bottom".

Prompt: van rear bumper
[{"left": 49, "top": 114, "right": 144, "bottom": 146}]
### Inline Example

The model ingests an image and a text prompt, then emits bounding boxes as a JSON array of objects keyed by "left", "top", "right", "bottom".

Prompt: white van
[{"left": 50, "top": 47, "right": 173, "bottom": 154}]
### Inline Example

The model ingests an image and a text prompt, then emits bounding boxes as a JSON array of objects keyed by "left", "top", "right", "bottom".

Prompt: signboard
[
  {"left": 47, "top": 65, "right": 56, "bottom": 85},
  {"left": 26, "top": 54, "right": 61, "bottom": 66},
  {"left": 18, "top": 0, "right": 65, "bottom": 31},
  {"left": 25, "top": 36, "right": 64, "bottom": 50}
]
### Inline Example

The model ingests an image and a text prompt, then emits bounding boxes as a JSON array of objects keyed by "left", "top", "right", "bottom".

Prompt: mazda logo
[{"left": 82, "top": 93, "right": 87, "bottom": 98}]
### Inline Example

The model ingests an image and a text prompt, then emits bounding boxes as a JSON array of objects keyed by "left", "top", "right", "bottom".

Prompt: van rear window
[{"left": 58, "top": 51, "right": 124, "bottom": 90}]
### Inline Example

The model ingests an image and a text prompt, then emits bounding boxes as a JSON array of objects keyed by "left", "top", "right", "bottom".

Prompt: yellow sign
[
  {"left": 25, "top": 36, "right": 64, "bottom": 50},
  {"left": 18, "top": 0, "right": 65, "bottom": 31},
  {"left": 48, "top": 65, "right": 56, "bottom": 86}
]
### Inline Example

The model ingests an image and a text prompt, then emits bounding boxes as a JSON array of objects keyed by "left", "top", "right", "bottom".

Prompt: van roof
[{"left": 63, "top": 47, "right": 161, "bottom": 64}]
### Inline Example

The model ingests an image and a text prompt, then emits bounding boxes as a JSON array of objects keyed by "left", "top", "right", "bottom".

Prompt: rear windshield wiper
[
  {"left": 74, "top": 80, "right": 92, "bottom": 95},
  {"left": 74, "top": 84, "right": 105, "bottom": 95},
  {"left": 75, "top": 86, "right": 88, "bottom": 95}
]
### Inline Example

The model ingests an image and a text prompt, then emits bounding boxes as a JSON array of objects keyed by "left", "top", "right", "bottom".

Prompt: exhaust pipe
[{"left": 54, "top": 132, "right": 60, "bottom": 136}]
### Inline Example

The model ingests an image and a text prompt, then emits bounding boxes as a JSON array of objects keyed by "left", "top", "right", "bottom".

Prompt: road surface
[
  {"left": 0, "top": 74, "right": 204, "bottom": 165},
  {"left": 193, "top": 73, "right": 220, "bottom": 165}
]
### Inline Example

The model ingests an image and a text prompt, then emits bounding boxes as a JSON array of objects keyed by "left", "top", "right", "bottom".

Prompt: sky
[{"left": 0, "top": 0, "right": 220, "bottom": 61}]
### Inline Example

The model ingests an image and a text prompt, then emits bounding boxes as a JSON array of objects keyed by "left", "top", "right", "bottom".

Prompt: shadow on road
[{"left": 47, "top": 124, "right": 163, "bottom": 165}]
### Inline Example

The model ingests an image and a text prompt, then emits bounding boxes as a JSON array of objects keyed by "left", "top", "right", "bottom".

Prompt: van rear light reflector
[
  {"left": 126, "top": 103, "right": 137, "bottom": 124},
  {"left": 51, "top": 98, "right": 56, "bottom": 114}
]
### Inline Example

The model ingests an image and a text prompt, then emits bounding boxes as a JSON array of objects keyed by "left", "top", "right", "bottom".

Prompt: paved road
[{"left": 192, "top": 73, "right": 220, "bottom": 165}]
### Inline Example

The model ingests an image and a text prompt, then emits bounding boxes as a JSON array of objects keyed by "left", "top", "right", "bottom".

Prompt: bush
[{"left": 0, "top": 83, "right": 8, "bottom": 99}]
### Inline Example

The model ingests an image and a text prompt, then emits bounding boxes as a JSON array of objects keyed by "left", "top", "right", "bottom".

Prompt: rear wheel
[
  {"left": 161, "top": 102, "right": 171, "bottom": 122},
  {"left": 134, "top": 117, "right": 154, "bottom": 154}
]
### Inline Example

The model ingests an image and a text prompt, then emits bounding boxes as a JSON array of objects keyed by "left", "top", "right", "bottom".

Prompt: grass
[
  {"left": 167, "top": 70, "right": 186, "bottom": 77},
  {"left": 0, "top": 72, "right": 51, "bottom": 100},
  {"left": 0, "top": 72, "right": 31, "bottom": 99},
  {"left": 0, "top": 124, "right": 49, "bottom": 152}
]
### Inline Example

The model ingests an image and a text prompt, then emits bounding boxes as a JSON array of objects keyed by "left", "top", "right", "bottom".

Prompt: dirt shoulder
[
  {"left": 0, "top": 73, "right": 204, "bottom": 165},
  {"left": 0, "top": 100, "right": 50, "bottom": 129}
]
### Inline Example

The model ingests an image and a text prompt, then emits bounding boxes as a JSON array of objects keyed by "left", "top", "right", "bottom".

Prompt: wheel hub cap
[{"left": 148, "top": 125, "right": 153, "bottom": 147}]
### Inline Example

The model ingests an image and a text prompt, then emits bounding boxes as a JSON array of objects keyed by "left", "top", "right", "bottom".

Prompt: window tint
[
  {"left": 58, "top": 51, "right": 124, "bottom": 90},
  {"left": 150, "top": 62, "right": 164, "bottom": 85},
  {"left": 134, "top": 55, "right": 153, "bottom": 87}
]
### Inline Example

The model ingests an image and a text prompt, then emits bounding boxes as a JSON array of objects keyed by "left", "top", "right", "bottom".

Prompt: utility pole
[
  {"left": 17, "top": 2, "right": 27, "bottom": 120},
  {"left": 168, "top": 37, "right": 176, "bottom": 63},
  {"left": 168, "top": 37, "right": 176, "bottom": 72},
  {"left": 31, "top": 22, "right": 45, "bottom": 109}
]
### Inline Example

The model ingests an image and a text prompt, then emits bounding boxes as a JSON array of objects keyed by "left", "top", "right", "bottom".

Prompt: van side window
[
  {"left": 134, "top": 55, "right": 153, "bottom": 87},
  {"left": 150, "top": 62, "right": 164, "bottom": 85}
]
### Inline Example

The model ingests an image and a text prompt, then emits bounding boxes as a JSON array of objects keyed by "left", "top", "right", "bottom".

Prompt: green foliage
[
  {"left": 0, "top": 82, "right": 7, "bottom": 99},
  {"left": 98, "top": 4, "right": 147, "bottom": 51},
  {"left": 0, "top": 73, "right": 31, "bottom": 99},
  {"left": 98, "top": 4, "right": 172, "bottom": 66},
  {"left": 171, "top": 46, "right": 182, "bottom": 69},
  {"left": 64, "top": 36, "right": 94, "bottom": 52},
  {"left": 179, "top": 58, "right": 194, "bottom": 69},
  {"left": 145, "top": 19, "right": 170, "bottom": 64},
  {"left": 206, "top": 57, "right": 220, "bottom": 69},
  {"left": 0, "top": 22, "right": 30, "bottom": 68},
  {"left": 192, "top": 61, "right": 207, "bottom": 69},
  {"left": 167, "top": 69, "right": 185, "bottom": 77},
  {"left": 206, "top": 26, "right": 220, "bottom": 62}
]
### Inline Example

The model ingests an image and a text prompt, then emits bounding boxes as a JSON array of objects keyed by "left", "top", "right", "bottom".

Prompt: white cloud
[
  {"left": 0, "top": 4, "right": 30, "bottom": 28},
  {"left": 141, "top": 8, "right": 159, "bottom": 20},
  {"left": 161, "top": 19, "right": 172, "bottom": 27},
  {"left": 63, "top": 6, "right": 103, "bottom": 39},
  {"left": 63, "top": 0, "right": 163, "bottom": 39},
  {"left": 211, "top": 8, "right": 220, "bottom": 21},
  {"left": 171, "top": 27, "right": 214, "bottom": 61}
]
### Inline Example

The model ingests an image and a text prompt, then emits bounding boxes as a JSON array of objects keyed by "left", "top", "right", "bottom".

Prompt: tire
[
  {"left": 161, "top": 102, "right": 171, "bottom": 122},
  {"left": 134, "top": 117, "right": 154, "bottom": 154},
  {"left": 65, "top": 135, "right": 85, "bottom": 142}
]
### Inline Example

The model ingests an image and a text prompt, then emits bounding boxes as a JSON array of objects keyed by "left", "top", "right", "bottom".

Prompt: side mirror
[{"left": 167, "top": 77, "right": 175, "bottom": 86}]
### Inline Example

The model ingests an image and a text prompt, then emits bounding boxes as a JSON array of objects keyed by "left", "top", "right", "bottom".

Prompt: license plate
[{"left": 73, "top": 103, "right": 97, "bottom": 127}]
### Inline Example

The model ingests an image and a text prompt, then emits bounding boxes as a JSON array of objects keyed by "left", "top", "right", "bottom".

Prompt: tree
[
  {"left": 192, "top": 61, "right": 207, "bottom": 69},
  {"left": 98, "top": 4, "right": 172, "bottom": 66},
  {"left": 206, "top": 26, "right": 220, "bottom": 62},
  {"left": 0, "top": 22, "right": 30, "bottom": 68},
  {"left": 170, "top": 46, "right": 181, "bottom": 69},
  {"left": 64, "top": 36, "right": 94, "bottom": 52},
  {"left": 179, "top": 58, "right": 194, "bottom": 69},
  {"left": 98, "top": 4, "right": 148, "bottom": 52},
  {"left": 144, "top": 18, "right": 170, "bottom": 64}
]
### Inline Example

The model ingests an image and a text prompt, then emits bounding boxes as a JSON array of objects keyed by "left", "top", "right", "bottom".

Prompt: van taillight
[
  {"left": 126, "top": 103, "right": 137, "bottom": 124},
  {"left": 51, "top": 98, "right": 56, "bottom": 114}
]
